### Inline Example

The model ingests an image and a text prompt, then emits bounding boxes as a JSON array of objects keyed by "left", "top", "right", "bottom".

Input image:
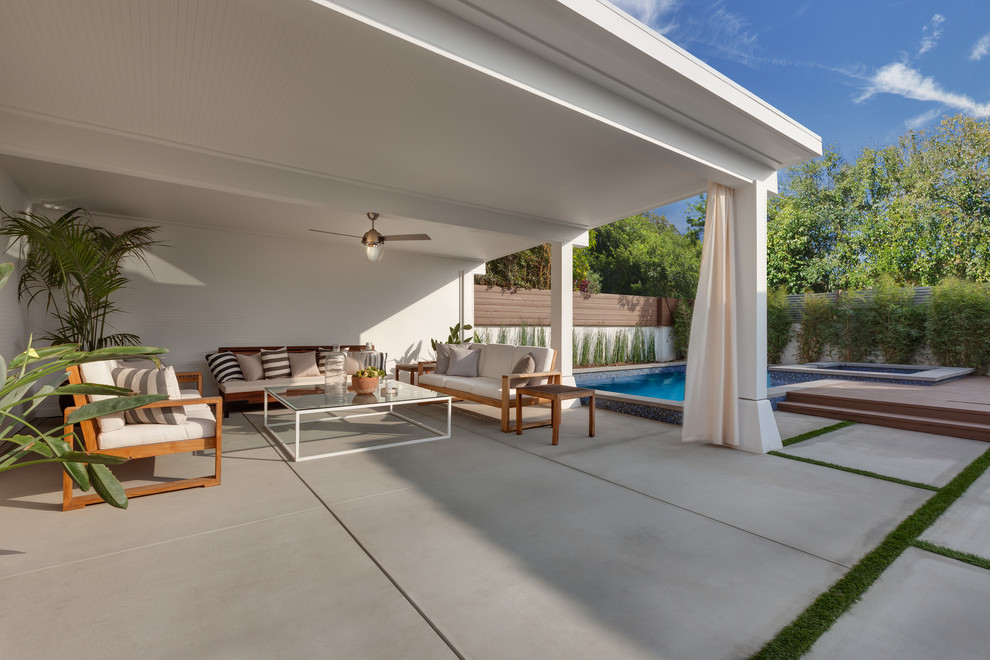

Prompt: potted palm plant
[{"left": 0, "top": 207, "right": 161, "bottom": 351}]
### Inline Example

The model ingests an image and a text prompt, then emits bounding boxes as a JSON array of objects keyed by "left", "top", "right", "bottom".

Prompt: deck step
[
  {"left": 776, "top": 401, "right": 990, "bottom": 442},
  {"left": 785, "top": 390, "right": 990, "bottom": 425}
]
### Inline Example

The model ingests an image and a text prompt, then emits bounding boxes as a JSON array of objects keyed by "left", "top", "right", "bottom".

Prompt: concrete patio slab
[
  {"left": 0, "top": 507, "right": 454, "bottom": 659},
  {"left": 921, "top": 467, "right": 990, "bottom": 560},
  {"left": 773, "top": 410, "right": 842, "bottom": 440},
  {"left": 778, "top": 424, "right": 986, "bottom": 487},
  {"left": 807, "top": 548, "right": 990, "bottom": 659},
  {"left": 331, "top": 454, "right": 845, "bottom": 660},
  {"left": 555, "top": 435, "right": 930, "bottom": 567},
  {"left": 0, "top": 414, "right": 317, "bottom": 577}
]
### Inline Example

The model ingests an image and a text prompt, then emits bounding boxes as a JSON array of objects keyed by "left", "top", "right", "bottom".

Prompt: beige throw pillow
[
  {"left": 236, "top": 353, "right": 265, "bottom": 381},
  {"left": 509, "top": 353, "right": 536, "bottom": 388},
  {"left": 289, "top": 351, "right": 320, "bottom": 377},
  {"left": 446, "top": 345, "right": 481, "bottom": 377}
]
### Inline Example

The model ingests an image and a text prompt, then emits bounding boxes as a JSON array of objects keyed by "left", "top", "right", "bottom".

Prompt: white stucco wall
[
  {"left": 21, "top": 214, "right": 477, "bottom": 413},
  {"left": 0, "top": 170, "right": 29, "bottom": 362}
]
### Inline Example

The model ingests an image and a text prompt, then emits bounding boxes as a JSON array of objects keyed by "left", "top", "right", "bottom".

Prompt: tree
[
  {"left": 767, "top": 115, "right": 990, "bottom": 293},
  {"left": 585, "top": 213, "right": 701, "bottom": 300}
]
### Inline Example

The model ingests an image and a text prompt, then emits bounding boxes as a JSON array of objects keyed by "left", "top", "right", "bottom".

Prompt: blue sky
[{"left": 609, "top": 0, "right": 990, "bottom": 230}]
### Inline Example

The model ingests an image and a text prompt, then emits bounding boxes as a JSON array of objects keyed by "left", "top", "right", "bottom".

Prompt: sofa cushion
[
  {"left": 289, "top": 351, "right": 320, "bottom": 377},
  {"left": 447, "top": 346, "right": 480, "bottom": 377},
  {"left": 97, "top": 390, "right": 216, "bottom": 450},
  {"left": 478, "top": 344, "right": 516, "bottom": 380},
  {"left": 112, "top": 365, "right": 187, "bottom": 425},
  {"left": 417, "top": 373, "right": 447, "bottom": 388},
  {"left": 219, "top": 375, "right": 324, "bottom": 394},
  {"left": 463, "top": 377, "right": 516, "bottom": 401},
  {"left": 260, "top": 347, "right": 292, "bottom": 379},
  {"left": 205, "top": 352, "right": 244, "bottom": 384},
  {"left": 509, "top": 353, "right": 536, "bottom": 388},
  {"left": 79, "top": 360, "right": 125, "bottom": 433},
  {"left": 236, "top": 353, "right": 264, "bottom": 380},
  {"left": 435, "top": 343, "right": 466, "bottom": 375},
  {"left": 514, "top": 345, "right": 555, "bottom": 385}
]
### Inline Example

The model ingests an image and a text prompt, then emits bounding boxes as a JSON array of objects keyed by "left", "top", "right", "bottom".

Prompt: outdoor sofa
[
  {"left": 205, "top": 345, "right": 370, "bottom": 410},
  {"left": 417, "top": 343, "right": 560, "bottom": 432}
]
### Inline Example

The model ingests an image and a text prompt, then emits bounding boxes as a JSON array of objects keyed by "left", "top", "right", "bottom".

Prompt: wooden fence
[{"left": 474, "top": 285, "right": 676, "bottom": 326}]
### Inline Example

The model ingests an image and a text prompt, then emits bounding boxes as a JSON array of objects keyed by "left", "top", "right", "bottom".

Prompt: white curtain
[{"left": 682, "top": 182, "right": 739, "bottom": 446}]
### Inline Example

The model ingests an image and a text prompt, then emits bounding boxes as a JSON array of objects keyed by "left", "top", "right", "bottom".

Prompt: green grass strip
[
  {"left": 781, "top": 420, "right": 856, "bottom": 447},
  {"left": 751, "top": 445, "right": 990, "bottom": 660},
  {"left": 768, "top": 451, "right": 938, "bottom": 492},
  {"left": 911, "top": 539, "right": 990, "bottom": 571}
]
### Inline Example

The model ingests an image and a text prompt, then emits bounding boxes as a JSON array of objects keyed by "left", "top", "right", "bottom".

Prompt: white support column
[
  {"left": 550, "top": 239, "right": 575, "bottom": 385},
  {"left": 733, "top": 176, "right": 782, "bottom": 453},
  {"left": 458, "top": 269, "right": 474, "bottom": 339}
]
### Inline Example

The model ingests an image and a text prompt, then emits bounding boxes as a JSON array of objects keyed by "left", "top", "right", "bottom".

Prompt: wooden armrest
[
  {"left": 501, "top": 371, "right": 562, "bottom": 387},
  {"left": 417, "top": 361, "right": 437, "bottom": 376},
  {"left": 175, "top": 371, "right": 203, "bottom": 393}
]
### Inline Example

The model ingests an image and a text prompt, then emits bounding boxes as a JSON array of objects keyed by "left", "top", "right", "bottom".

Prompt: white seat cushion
[
  {"left": 97, "top": 390, "right": 217, "bottom": 450},
  {"left": 478, "top": 344, "right": 516, "bottom": 380},
  {"left": 464, "top": 377, "right": 515, "bottom": 401},
  {"left": 219, "top": 375, "right": 325, "bottom": 394}
]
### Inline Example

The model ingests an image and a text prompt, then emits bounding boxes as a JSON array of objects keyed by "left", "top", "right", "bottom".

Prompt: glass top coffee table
[{"left": 263, "top": 380, "right": 452, "bottom": 461}]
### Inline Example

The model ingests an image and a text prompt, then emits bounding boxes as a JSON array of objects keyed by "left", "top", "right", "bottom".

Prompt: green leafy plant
[
  {"left": 518, "top": 322, "right": 531, "bottom": 346},
  {"left": 767, "top": 287, "right": 794, "bottom": 364},
  {"left": 671, "top": 300, "right": 692, "bottom": 360},
  {"left": 928, "top": 278, "right": 990, "bottom": 373},
  {"left": 646, "top": 332, "right": 656, "bottom": 362},
  {"left": 535, "top": 326, "right": 547, "bottom": 348},
  {"left": 430, "top": 322, "right": 476, "bottom": 352},
  {"left": 579, "top": 331, "right": 592, "bottom": 366},
  {"left": 871, "top": 276, "right": 927, "bottom": 364},
  {"left": 832, "top": 290, "right": 873, "bottom": 362},
  {"left": 796, "top": 293, "right": 835, "bottom": 363},
  {"left": 1, "top": 262, "right": 169, "bottom": 509},
  {"left": 1, "top": 207, "right": 161, "bottom": 351},
  {"left": 630, "top": 326, "right": 646, "bottom": 363},
  {"left": 354, "top": 367, "right": 386, "bottom": 378},
  {"left": 592, "top": 329, "right": 607, "bottom": 365},
  {"left": 496, "top": 326, "right": 509, "bottom": 345}
]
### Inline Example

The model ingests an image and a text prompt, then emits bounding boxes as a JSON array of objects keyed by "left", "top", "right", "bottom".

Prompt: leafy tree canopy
[{"left": 768, "top": 114, "right": 990, "bottom": 292}]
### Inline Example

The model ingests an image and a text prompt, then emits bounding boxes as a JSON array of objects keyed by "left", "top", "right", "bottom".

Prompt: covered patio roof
[{"left": 0, "top": 0, "right": 820, "bottom": 261}]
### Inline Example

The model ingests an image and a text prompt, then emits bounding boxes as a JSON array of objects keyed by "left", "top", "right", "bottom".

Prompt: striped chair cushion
[
  {"left": 205, "top": 352, "right": 245, "bottom": 384},
  {"left": 112, "top": 366, "right": 187, "bottom": 425},
  {"left": 260, "top": 347, "right": 292, "bottom": 379}
]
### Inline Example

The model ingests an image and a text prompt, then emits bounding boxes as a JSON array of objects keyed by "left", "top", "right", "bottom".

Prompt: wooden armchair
[{"left": 62, "top": 363, "right": 223, "bottom": 511}]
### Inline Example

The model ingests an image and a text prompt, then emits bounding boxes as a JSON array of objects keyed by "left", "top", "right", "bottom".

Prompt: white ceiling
[{"left": 0, "top": 0, "right": 821, "bottom": 262}]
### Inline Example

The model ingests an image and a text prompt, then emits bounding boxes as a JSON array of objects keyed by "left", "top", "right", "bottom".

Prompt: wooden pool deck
[{"left": 777, "top": 376, "right": 990, "bottom": 441}]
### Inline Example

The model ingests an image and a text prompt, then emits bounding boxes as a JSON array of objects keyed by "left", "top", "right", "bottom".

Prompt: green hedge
[
  {"left": 928, "top": 278, "right": 990, "bottom": 373},
  {"left": 767, "top": 287, "right": 793, "bottom": 364}
]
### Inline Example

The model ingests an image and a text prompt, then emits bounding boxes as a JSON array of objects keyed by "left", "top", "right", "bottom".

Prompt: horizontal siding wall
[
  {"left": 784, "top": 285, "right": 990, "bottom": 320},
  {"left": 475, "top": 285, "right": 676, "bottom": 326}
]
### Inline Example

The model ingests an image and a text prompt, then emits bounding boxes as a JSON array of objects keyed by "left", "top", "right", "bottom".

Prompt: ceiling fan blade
[
  {"left": 382, "top": 234, "right": 431, "bottom": 242},
  {"left": 309, "top": 228, "right": 363, "bottom": 239}
]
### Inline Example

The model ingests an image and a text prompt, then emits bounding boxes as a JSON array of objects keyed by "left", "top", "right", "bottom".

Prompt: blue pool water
[{"left": 584, "top": 370, "right": 785, "bottom": 401}]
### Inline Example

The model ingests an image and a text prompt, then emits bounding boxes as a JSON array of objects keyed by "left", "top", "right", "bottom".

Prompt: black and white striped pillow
[
  {"left": 260, "top": 347, "right": 292, "bottom": 379},
  {"left": 205, "top": 352, "right": 245, "bottom": 384},
  {"left": 112, "top": 366, "right": 187, "bottom": 425}
]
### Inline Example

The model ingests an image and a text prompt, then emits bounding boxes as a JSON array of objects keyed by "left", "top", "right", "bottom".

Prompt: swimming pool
[{"left": 577, "top": 369, "right": 795, "bottom": 402}]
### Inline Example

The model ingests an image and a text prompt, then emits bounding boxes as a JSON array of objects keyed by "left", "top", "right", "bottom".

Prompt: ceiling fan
[{"left": 310, "top": 212, "right": 431, "bottom": 262}]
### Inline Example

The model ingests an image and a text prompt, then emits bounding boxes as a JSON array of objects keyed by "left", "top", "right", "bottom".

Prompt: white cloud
[
  {"left": 857, "top": 62, "right": 990, "bottom": 117},
  {"left": 905, "top": 107, "right": 945, "bottom": 130},
  {"left": 608, "top": 0, "right": 680, "bottom": 32},
  {"left": 917, "top": 14, "right": 946, "bottom": 56},
  {"left": 969, "top": 32, "right": 990, "bottom": 61}
]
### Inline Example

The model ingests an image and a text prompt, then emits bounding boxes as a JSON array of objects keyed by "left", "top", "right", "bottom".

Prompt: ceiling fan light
[{"left": 365, "top": 243, "right": 384, "bottom": 262}]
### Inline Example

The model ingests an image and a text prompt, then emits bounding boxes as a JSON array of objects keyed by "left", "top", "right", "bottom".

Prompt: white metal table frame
[{"left": 262, "top": 382, "right": 452, "bottom": 461}]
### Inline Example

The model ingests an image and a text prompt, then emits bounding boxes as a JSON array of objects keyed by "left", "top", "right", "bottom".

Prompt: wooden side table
[
  {"left": 515, "top": 384, "right": 595, "bottom": 446},
  {"left": 395, "top": 362, "right": 427, "bottom": 385}
]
